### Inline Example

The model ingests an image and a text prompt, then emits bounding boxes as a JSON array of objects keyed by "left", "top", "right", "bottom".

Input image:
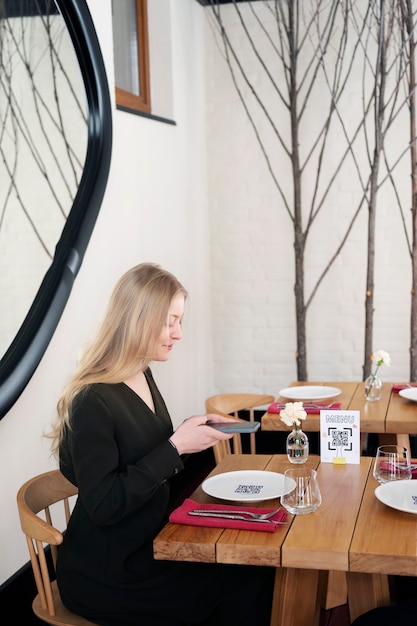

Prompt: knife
[
  {"left": 187, "top": 511, "right": 284, "bottom": 523},
  {"left": 273, "top": 402, "right": 338, "bottom": 409}
]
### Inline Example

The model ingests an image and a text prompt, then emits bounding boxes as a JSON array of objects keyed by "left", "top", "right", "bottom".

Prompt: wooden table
[
  {"left": 154, "top": 453, "right": 417, "bottom": 626},
  {"left": 261, "top": 381, "right": 417, "bottom": 449}
]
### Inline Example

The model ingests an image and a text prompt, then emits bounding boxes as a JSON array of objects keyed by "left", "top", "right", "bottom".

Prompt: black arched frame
[{"left": 0, "top": 0, "right": 112, "bottom": 418}]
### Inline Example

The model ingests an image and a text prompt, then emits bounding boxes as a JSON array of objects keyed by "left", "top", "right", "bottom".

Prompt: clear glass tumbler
[
  {"left": 373, "top": 445, "right": 412, "bottom": 483},
  {"left": 281, "top": 467, "right": 322, "bottom": 515}
]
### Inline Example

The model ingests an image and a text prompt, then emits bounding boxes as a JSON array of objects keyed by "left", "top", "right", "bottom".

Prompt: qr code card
[{"left": 320, "top": 410, "right": 360, "bottom": 464}]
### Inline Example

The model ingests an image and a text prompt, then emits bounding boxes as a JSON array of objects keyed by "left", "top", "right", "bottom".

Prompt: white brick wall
[{"left": 205, "top": 2, "right": 412, "bottom": 394}]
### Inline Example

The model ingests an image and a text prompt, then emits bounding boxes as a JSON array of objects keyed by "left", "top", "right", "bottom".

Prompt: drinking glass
[
  {"left": 373, "top": 445, "right": 412, "bottom": 484},
  {"left": 281, "top": 467, "right": 322, "bottom": 515}
]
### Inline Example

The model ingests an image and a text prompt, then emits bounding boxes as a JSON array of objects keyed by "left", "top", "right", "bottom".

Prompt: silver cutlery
[
  {"left": 274, "top": 402, "right": 338, "bottom": 409},
  {"left": 187, "top": 511, "right": 286, "bottom": 524},
  {"left": 190, "top": 507, "right": 282, "bottom": 520}
]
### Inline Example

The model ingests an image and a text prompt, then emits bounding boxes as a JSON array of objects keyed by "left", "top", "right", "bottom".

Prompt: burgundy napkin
[
  {"left": 169, "top": 498, "right": 287, "bottom": 532},
  {"left": 379, "top": 461, "right": 417, "bottom": 479},
  {"left": 392, "top": 384, "right": 417, "bottom": 393},
  {"left": 267, "top": 402, "right": 342, "bottom": 414}
]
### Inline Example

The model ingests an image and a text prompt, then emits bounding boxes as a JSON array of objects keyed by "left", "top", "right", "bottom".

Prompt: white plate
[
  {"left": 278, "top": 386, "right": 342, "bottom": 402},
  {"left": 399, "top": 388, "right": 417, "bottom": 403},
  {"left": 375, "top": 480, "right": 417, "bottom": 514},
  {"left": 202, "top": 470, "right": 296, "bottom": 502}
]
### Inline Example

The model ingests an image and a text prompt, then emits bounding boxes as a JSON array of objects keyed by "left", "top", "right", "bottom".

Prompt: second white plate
[
  {"left": 202, "top": 470, "right": 296, "bottom": 502},
  {"left": 399, "top": 387, "right": 417, "bottom": 403},
  {"left": 279, "top": 385, "right": 342, "bottom": 402},
  {"left": 375, "top": 480, "right": 417, "bottom": 514}
]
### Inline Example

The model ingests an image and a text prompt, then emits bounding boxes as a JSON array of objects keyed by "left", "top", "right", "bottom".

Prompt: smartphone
[{"left": 208, "top": 421, "right": 261, "bottom": 434}]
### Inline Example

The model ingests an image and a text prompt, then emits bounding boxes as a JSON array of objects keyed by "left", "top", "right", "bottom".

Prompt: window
[{"left": 112, "top": 0, "right": 151, "bottom": 114}]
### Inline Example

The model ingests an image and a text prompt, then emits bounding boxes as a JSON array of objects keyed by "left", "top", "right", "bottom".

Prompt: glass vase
[
  {"left": 364, "top": 375, "right": 382, "bottom": 401},
  {"left": 286, "top": 426, "right": 309, "bottom": 464}
]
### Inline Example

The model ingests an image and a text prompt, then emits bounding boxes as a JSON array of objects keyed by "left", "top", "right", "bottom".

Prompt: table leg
[
  {"left": 270, "top": 567, "right": 320, "bottom": 626},
  {"left": 346, "top": 572, "right": 391, "bottom": 622},
  {"left": 318, "top": 570, "right": 347, "bottom": 609}
]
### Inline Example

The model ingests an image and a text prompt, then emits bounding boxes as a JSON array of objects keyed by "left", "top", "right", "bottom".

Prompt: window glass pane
[{"left": 112, "top": 0, "right": 140, "bottom": 96}]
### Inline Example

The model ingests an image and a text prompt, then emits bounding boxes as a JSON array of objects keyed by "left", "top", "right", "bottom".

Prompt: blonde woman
[{"left": 49, "top": 263, "right": 274, "bottom": 626}]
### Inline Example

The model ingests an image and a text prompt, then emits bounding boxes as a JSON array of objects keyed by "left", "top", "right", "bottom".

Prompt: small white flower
[
  {"left": 280, "top": 401, "right": 307, "bottom": 428},
  {"left": 366, "top": 350, "right": 391, "bottom": 398},
  {"left": 372, "top": 350, "right": 391, "bottom": 367}
]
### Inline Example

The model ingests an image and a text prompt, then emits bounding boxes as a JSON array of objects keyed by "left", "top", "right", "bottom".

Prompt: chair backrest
[
  {"left": 205, "top": 393, "right": 274, "bottom": 463},
  {"left": 16, "top": 469, "right": 95, "bottom": 625}
]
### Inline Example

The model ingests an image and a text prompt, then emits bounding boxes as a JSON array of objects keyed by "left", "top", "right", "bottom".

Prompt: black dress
[
  {"left": 57, "top": 369, "right": 274, "bottom": 626},
  {"left": 351, "top": 599, "right": 417, "bottom": 625}
]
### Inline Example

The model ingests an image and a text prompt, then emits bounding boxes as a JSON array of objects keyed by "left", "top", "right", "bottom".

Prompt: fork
[
  {"left": 190, "top": 506, "right": 282, "bottom": 520},
  {"left": 188, "top": 511, "right": 283, "bottom": 524}
]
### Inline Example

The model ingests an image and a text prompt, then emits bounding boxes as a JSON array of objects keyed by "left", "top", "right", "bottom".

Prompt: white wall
[{"left": 0, "top": 0, "right": 211, "bottom": 586}]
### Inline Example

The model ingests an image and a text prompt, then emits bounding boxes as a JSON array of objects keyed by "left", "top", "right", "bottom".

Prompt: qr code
[
  {"left": 331, "top": 429, "right": 349, "bottom": 447},
  {"left": 328, "top": 428, "right": 352, "bottom": 452},
  {"left": 234, "top": 483, "right": 263, "bottom": 495}
]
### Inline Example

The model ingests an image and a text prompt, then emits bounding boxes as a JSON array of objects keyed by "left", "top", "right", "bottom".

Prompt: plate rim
[
  {"left": 374, "top": 480, "right": 417, "bottom": 514},
  {"left": 278, "top": 385, "right": 342, "bottom": 401},
  {"left": 399, "top": 387, "right": 417, "bottom": 402},
  {"left": 202, "top": 469, "right": 296, "bottom": 502}
]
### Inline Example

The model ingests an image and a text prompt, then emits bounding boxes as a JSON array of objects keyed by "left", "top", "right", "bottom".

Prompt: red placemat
[{"left": 169, "top": 498, "right": 288, "bottom": 532}]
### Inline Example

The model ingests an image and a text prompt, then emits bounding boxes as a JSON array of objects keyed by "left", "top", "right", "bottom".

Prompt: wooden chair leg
[
  {"left": 249, "top": 407, "right": 256, "bottom": 454},
  {"left": 396, "top": 434, "right": 411, "bottom": 450}
]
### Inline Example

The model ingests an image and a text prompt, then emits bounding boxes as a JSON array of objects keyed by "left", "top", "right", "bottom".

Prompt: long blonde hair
[{"left": 48, "top": 263, "right": 187, "bottom": 456}]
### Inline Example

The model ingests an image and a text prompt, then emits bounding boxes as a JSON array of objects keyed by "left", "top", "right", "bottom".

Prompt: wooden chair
[
  {"left": 205, "top": 393, "right": 274, "bottom": 463},
  {"left": 16, "top": 469, "right": 96, "bottom": 626}
]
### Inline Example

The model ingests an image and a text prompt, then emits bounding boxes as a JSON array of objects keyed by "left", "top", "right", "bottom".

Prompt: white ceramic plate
[
  {"left": 278, "top": 386, "right": 342, "bottom": 402},
  {"left": 202, "top": 470, "right": 296, "bottom": 502},
  {"left": 399, "top": 388, "right": 417, "bottom": 403},
  {"left": 375, "top": 480, "right": 417, "bottom": 514}
]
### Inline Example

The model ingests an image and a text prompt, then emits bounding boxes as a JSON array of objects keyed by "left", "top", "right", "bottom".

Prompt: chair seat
[{"left": 32, "top": 579, "right": 96, "bottom": 626}]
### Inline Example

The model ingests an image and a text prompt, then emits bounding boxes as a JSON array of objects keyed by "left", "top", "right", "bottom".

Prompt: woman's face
[{"left": 154, "top": 292, "right": 185, "bottom": 361}]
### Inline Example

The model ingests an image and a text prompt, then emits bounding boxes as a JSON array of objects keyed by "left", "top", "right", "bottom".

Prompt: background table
[{"left": 261, "top": 381, "right": 416, "bottom": 450}]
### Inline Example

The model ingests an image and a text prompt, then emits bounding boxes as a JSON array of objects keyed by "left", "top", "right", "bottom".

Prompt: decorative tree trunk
[
  {"left": 363, "top": 1, "right": 387, "bottom": 379},
  {"left": 289, "top": 0, "right": 307, "bottom": 380}
]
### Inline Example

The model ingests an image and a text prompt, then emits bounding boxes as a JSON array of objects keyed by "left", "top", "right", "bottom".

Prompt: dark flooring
[{"left": 320, "top": 603, "right": 351, "bottom": 626}]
